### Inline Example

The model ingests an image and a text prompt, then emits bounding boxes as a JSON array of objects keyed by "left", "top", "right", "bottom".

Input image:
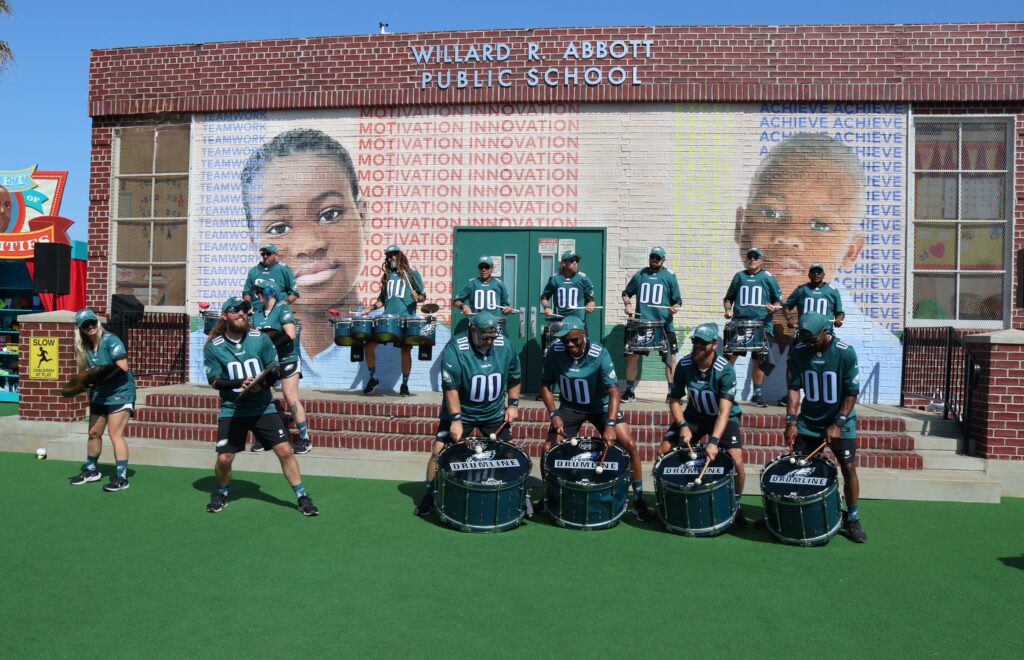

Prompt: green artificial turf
[{"left": 3, "top": 453, "right": 1022, "bottom": 658}]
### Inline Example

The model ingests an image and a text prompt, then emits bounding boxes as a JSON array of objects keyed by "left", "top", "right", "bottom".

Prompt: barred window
[
  {"left": 111, "top": 124, "right": 190, "bottom": 308},
  {"left": 910, "top": 118, "right": 1013, "bottom": 326}
]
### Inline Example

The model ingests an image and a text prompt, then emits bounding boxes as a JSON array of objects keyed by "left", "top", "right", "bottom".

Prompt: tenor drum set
[{"left": 329, "top": 305, "right": 440, "bottom": 361}]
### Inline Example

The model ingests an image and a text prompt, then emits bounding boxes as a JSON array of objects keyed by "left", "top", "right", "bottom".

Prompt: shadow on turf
[
  {"left": 191, "top": 476, "right": 297, "bottom": 511},
  {"left": 997, "top": 555, "right": 1024, "bottom": 571}
]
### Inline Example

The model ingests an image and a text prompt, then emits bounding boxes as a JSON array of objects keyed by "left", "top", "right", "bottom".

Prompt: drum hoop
[
  {"left": 765, "top": 517, "right": 842, "bottom": 546},
  {"left": 661, "top": 514, "right": 737, "bottom": 537},
  {"left": 436, "top": 509, "right": 525, "bottom": 533},
  {"left": 549, "top": 502, "right": 628, "bottom": 530},
  {"left": 760, "top": 481, "right": 838, "bottom": 505}
]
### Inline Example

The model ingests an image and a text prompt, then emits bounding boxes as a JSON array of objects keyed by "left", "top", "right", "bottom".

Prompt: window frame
[{"left": 906, "top": 115, "right": 1015, "bottom": 329}]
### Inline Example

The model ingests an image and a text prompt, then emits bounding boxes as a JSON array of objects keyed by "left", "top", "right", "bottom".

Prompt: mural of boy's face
[
  {"left": 0, "top": 186, "right": 11, "bottom": 228},
  {"left": 735, "top": 160, "right": 866, "bottom": 296}
]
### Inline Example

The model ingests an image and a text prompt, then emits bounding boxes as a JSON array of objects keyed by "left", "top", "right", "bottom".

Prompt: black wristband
[
  {"left": 507, "top": 398, "right": 520, "bottom": 407},
  {"left": 605, "top": 418, "right": 619, "bottom": 428},
  {"left": 707, "top": 435, "right": 721, "bottom": 447},
  {"left": 835, "top": 414, "right": 850, "bottom": 426},
  {"left": 549, "top": 409, "right": 560, "bottom": 419},
  {"left": 449, "top": 413, "right": 462, "bottom": 421},
  {"left": 786, "top": 414, "right": 798, "bottom": 423},
  {"left": 670, "top": 420, "right": 684, "bottom": 432}
]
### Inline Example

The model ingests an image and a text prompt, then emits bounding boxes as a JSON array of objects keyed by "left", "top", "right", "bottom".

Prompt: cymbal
[
  {"left": 61, "top": 364, "right": 118, "bottom": 398},
  {"left": 238, "top": 363, "right": 278, "bottom": 399},
  {"left": 420, "top": 303, "right": 440, "bottom": 314}
]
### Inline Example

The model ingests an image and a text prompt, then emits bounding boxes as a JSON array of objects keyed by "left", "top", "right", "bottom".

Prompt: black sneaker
[
  {"left": 621, "top": 389, "right": 636, "bottom": 403},
  {"left": 102, "top": 475, "right": 130, "bottom": 492},
  {"left": 632, "top": 497, "right": 652, "bottom": 522},
  {"left": 732, "top": 507, "right": 749, "bottom": 529},
  {"left": 69, "top": 468, "right": 102, "bottom": 486},
  {"left": 846, "top": 518, "right": 868, "bottom": 543},
  {"left": 363, "top": 377, "right": 379, "bottom": 395},
  {"left": 297, "top": 495, "right": 319, "bottom": 516},
  {"left": 400, "top": 383, "right": 410, "bottom": 397},
  {"left": 250, "top": 441, "right": 266, "bottom": 453},
  {"left": 749, "top": 394, "right": 768, "bottom": 408},
  {"left": 414, "top": 492, "right": 434, "bottom": 516},
  {"left": 206, "top": 492, "right": 228, "bottom": 513},
  {"left": 774, "top": 398, "right": 788, "bottom": 407},
  {"left": 293, "top": 438, "right": 312, "bottom": 455}
]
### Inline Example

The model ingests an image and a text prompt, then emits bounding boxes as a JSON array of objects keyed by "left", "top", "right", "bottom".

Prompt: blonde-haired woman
[{"left": 70, "top": 308, "right": 136, "bottom": 491}]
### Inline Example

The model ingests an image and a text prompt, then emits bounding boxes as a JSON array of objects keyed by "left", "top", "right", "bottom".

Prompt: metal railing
[
  {"left": 107, "top": 312, "right": 189, "bottom": 386},
  {"left": 901, "top": 326, "right": 982, "bottom": 455}
]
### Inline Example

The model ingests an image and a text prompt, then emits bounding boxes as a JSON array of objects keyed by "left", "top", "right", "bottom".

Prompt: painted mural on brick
[
  {"left": 0, "top": 167, "right": 72, "bottom": 258},
  {"left": 188, "top": 103, "right": 906, "bottom": 403}
]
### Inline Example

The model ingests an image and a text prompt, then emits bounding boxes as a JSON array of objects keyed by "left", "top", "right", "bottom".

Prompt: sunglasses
[
  {"left": 797, "top": 330, "right": 822, "bottom": 343},
  {"left": 649, "top": 255, "right": 663, "bottom": 261},
  {"left": 223, "top": 306, "right": 243, "bottom": 315},
  {"left": 746, "top": 255, "right": 762, "bottom": 261},
  {"left": 260, "top": 251, "right": 272, "bottom": 257},
  {"left": 477, "top": 332, "right": 497, "bottom": 341},
  {"left": 478, "top": 264, "right": 492, "bottom": 269},
  {"left": 80, "top": 320, "right": 98, "bottom": 329},
  {"left": 563, "top": 335, "right": 585, "bottom": 346}
]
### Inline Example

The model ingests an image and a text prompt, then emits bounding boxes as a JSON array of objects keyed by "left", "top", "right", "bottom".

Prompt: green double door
[{"left": 452, "top": 228, "right": 606, "bottom": 392}]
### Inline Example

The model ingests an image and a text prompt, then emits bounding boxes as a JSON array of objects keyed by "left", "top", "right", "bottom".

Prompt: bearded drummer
[
  {"left": 538, "top": 317, "right": 651, "bottom": 522},
  {"left": 621, "top": 246, "right": 683, "bottom": 403},
  {"left": 415, "top": 312, "right": 522, "bottom": 517},
  {"left": 202, "top": 297, "right": 319, "bottom": 516},
  {"left": 784, "top": 312, "right": 866, "bottom": 543},
  {"left": 723, "top": 247, "right": 783, "bottom": 407},
  {"left": 659, "top": 322, "right": 748, "bottom": 528}
]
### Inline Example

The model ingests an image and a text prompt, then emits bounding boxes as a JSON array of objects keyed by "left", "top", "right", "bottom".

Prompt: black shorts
[
  {"left": 89, "top": 402, "right": 135, "bottom": 418},
  {"left": 549, "top": 408, "right": 625, "bottom": 439},
  {"left": 434, "top": 418, "right": 512, "bottom": 444},
  {"left": 280, "top": 360, "right": 301, "bottom": 379},
  {"left": 216, "top": 414, "right": 288, "bottom": 454},
  {"left": 794, "top": 434, "right": 857, "bottom": 466},
  {"left": 664, "top": 419, "right": 742, "bottom": 449}
]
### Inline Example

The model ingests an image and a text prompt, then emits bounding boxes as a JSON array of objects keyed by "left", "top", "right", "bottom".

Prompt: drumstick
[
  {"left": 488, "top": 420, "right": 510, "bottom": 441},
  {"left": 681, "top": 433, "right": 697, "bottom": 460},
  {"left": 594, "top": 443, "right": 612, "bottom": 474},
  {"left": 693, "top": 454, "right": 713, "bottom": 486},
  {"left": 789, "top": 439, "right": 829, "bottom": 466},
  {"left": 564, "top": 306, "right": 604, "bottom": 310},
  {"left": 646, "top": 304, "right": 674, "bottom": 309}
]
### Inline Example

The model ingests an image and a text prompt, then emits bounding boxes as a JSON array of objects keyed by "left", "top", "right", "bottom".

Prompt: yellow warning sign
[{"left": 28, "top": 336, "right": 59, "bottom": 380}]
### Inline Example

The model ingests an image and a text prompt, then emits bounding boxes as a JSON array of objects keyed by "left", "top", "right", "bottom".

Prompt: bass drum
[
  {"left": 760, "top": 454, "right": 842, "bottom": 546},
  {"left": 434, "top": 438, "right": 532, "bottom": 533},
  {"left": 653, "top": 447, "right": 737, "bottom": 536},
  {"left": 543, "top": 438, "right": 630, "bottom": 530}
]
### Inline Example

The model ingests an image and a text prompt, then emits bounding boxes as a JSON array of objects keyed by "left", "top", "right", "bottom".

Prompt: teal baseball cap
[
  {"left": 221, "top": 297, "right": 246, "bottom": 313},
  {"left": 75, "top": 308, "right": 99, "bottom": 328},
  {"left": 260, "top": 244, "right": 278, "bottom": 255},
  {"left": 798, "top": 312, "right": 829, "bottom": 339},
  {"left": 471, "top": 311, "right": 499, "bottom": 334},
  {"left": 478, "top": 255, "right": 494, "bottom": 267},
  {"left": 385, "top": 244, "right": 401, "bottom": 254},
  {"left": 554, "top": 316, "right": 586, "bottom": 337},
  {"left": 809, "top": 263, "right": 825, "bottom": 273},
  {"left": 691, "top": 322, "right": 719, "bottom": 343},
  {"left": 747, "top": 247, "right": 764, "bottom": 259},
  {"left": 649, "top": 247, "right": 667, "bottom": 259},
  {"left": 561, "top": 250, "right": 578, "bottom": 262}
]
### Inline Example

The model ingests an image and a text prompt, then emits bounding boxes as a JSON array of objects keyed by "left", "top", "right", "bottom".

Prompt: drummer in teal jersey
[
  {"left": 784, "top": 262, "right": 845, "bottom": 334},
  {"left": 250, "top": 286, "right": 311, "bottom": 455},
  {"left": 538, "top": 317, "right": 652, "bottom": 521},
  {"left": 202, "top": 297, "right": 319, "bottom": 516},
  {"left": 621, "top": 246, "right": 683, "bottom": 403},
  {"left": 540, "top": 250, "right": 596, "bottom": 322},
  {"left": 68, "top": 308, "right": 137, "bottom": 492},
  {"left": 723, "top": 247, "right": 784, "bottom": 407},
  {"left": 242, "top": 243, "right": 299, "bottom": 312},
  {"left": 414, "top": 312, "right": 522, "bottom": 517},
  {"left": 784, "top": 312, "right": 866, "bottom": 543},
  {"left": 660, "top": 322, "right": 749, "bottom": 527},
  {"left": 363, "top": 244, "right": 427, "bottom": 397},
  {"left": 453, "top": 255, "right": 514, "bottom": 324}
]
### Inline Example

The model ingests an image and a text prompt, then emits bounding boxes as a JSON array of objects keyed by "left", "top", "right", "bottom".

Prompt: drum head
[
  {"left": 654, "top": 447, "right": 735, "bottom": 488},
  {"left": 761, "top": 455, "right": 837, "bottom": 499},
  {"left": 437, "top": 439, "right": 531, "bottom": 487},
  {"left": 544, "top": 438, "right": 629, "bottom": 485}
]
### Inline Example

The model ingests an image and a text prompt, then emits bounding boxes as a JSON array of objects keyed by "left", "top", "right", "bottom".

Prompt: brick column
[
  {"left": 965, "top": 330, "right": 1024, "bottom": 460},
  {"left": 17, "top": 311, "right": 88, "bottom": 422}
]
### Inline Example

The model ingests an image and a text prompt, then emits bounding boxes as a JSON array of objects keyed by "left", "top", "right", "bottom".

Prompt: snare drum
[
  {"left": 332, "top": 318, "right": 355, "bottom": 346},
  {"left": 541, "top": 320, "right": 563, "bottom": 353},
  {"left": 402, "top": 317, "right": 437, "bottom": 346},
  {"left": 200, "top": 311, "right": 218, "bottom": 334},
  {"left": 351, "top": 317, "right": 373, "bottom": 340},
  {"left": 543, "top": 438, "right": 630, "bottom": 530},
  {"left": 434, "top": 438, "right": 532, "bottom": 533},
  {"left": 372, "top": 314, "right": 404, "bottom": 343},
  {"left": 625, "top": 318, "right": 667, "bottom": 354},
  {"left": 760, "top": 454, "right": 842, "bottom": 546},
  {"left": 653, "top": 447, "right": 737, "bottom": 537},
  {"left": 723, "top": 319, "right": 767, "bottom": 355}
]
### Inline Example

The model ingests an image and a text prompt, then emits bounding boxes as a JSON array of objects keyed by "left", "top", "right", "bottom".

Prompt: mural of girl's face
[
  {"left": 0, "top": 187, "right": 12, "bottom": 229},
  {"left": 736, "top": 161, "right": 866, "bottom": 296},
  {"left": 256, "top": 153, "right": 364, "bottom": 306}
]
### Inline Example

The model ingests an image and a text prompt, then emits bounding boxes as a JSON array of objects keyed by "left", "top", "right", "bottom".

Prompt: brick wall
[
  {"left": 17, "top": 314, "right": 88, "bottom": 422},
  {"left": 969, "top": 341, "right": 1024, "bottom": 459},
  {"left": 105, "top": 312, "right": 189, "bottom": 388}
]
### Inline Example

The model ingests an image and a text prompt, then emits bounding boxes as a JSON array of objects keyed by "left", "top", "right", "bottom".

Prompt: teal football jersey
[
  {"left": 378, "top": 269, "right": 425, "bottom": 316},
  {"left": 541, "top": 272, "right": 595, "bottom": 321},
  {"left": 785, "top": 283, "right": 844, "bottom": 332},
  {"left": 440, "top": 332, "right": 521, "bottom": 424},
  {"left": 243, "top": 262, "right": 298, "bottom": 300},
  {"left": 251, "top": 301, "right": 299, "bottom": 364},
  {"left": 787, "top": 337, "right": 860, "bottom": 438},
  {"left": 455, "top": 277, "right": 511, "bottom": 313},
  {"left": 541, "top": 339, "right": 618, "bottom": 415},
  {"left": 86, "top": 332, "right": 136, "bottom": 406},
  {"left": 623, "top": 267, "right": 682, "bottom": 327},
  {"left": 669, "top": 354, "right": 741, "bottom": 425},
  {"left": 203, "top": 330, "right": 278, "bottom": 418},
  {"left": 725, "top": 269, "right": 783, "bottom": 323}
]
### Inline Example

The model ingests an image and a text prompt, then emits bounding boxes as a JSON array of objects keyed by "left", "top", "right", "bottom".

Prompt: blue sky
[{"left": 0, "top": 0, "right": 1018, "bottom": 244}]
